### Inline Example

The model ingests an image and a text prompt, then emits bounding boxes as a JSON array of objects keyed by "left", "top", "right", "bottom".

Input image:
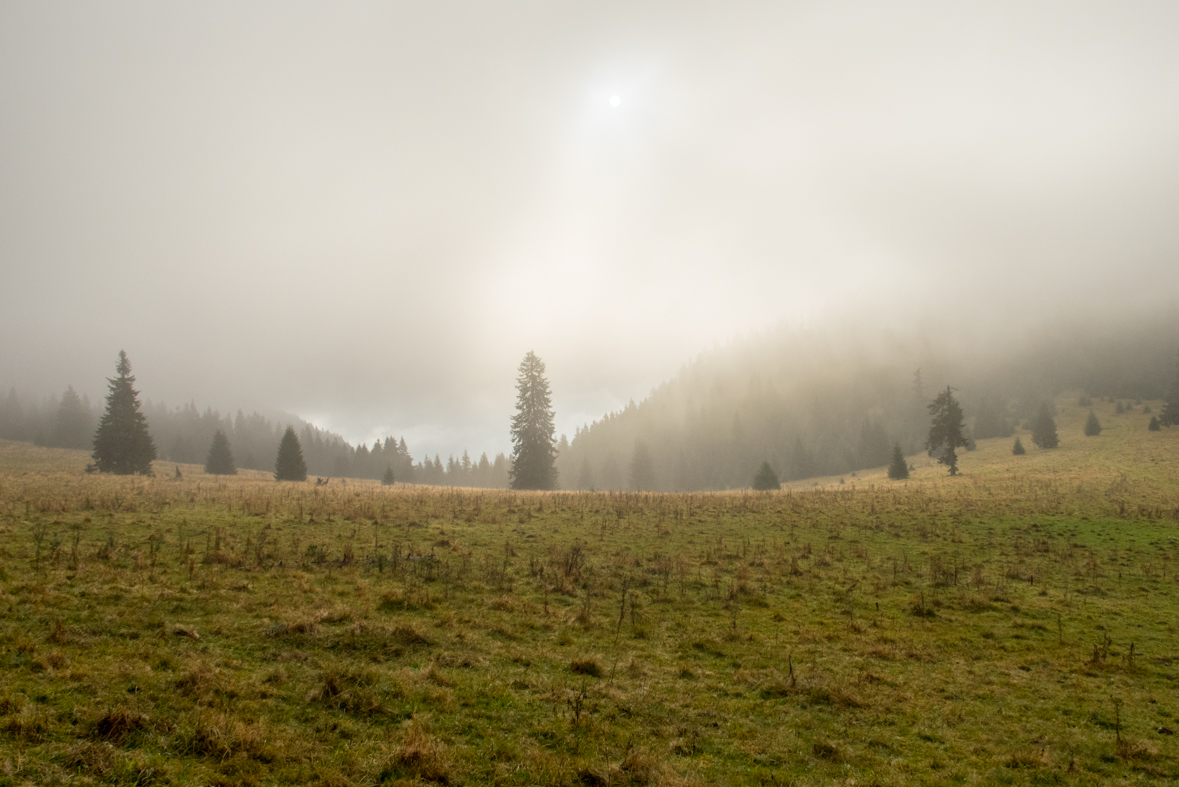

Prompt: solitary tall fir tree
[
  {"left": 92, "top": 351, "right": 156, "bottom": 475},
  {"left": 509, "top": 351, "right": 558, "bottom": 490},
  {"left": 926, "top": 386, "right": 967, "bottom": 476},
  {"left": 274, "top": 426, "right": 308, "bottom": 481}
]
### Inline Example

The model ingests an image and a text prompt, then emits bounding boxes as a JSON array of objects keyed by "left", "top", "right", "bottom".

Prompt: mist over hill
[{"left": 557, "top": 306, "right": 1179, "bottom": 491}]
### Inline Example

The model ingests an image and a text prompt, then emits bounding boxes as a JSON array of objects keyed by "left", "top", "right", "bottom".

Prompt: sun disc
[{"left": 609, "top": 95, "right": 621, "bottom": 108}]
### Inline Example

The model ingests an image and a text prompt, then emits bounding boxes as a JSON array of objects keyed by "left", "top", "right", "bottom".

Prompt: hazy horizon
[{"left": 4, "top": 1, "right": 1179, "bottom": 459}]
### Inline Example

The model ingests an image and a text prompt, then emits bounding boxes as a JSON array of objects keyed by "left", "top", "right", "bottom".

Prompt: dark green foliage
[
  {"left": 52, "top": 385, "right": 93, "bottom": 449},
  {"left": 509, "top": 352, "right": 558, "bottom": 490},
  {"left": 629, "top": 440, "right": 657, "bottom": 491},
  {"left": 1083, "top": 410, "right": 1102, "bottom": 437},
  {"left": 1030, "top": 403, "right": 1059, "bottom": 449},
  {"left": 1161, "top": 361, "right": 1179, "bottom": 427},
  {"left": 1012, "top": 436, "right": 1026, "bottom": 455},
  {"left": 887, "top": 446, "right": 909, "bottom": 480},
  {"left": 274, "top": 427, "right": 308, "bottom": 482},
  {"left": 1149, "top": 416, "right": 1162, "bottom": 431},
  {"left": 92, "top": 351, "right": 157, "bottom": 475},
  {"left": 204, "top": 429, "right": 237, "bottom": 475},
  {"left": 926, "top": 387, "right": 968, "bottom": 476},
  {"left": 382, "top": 466, "right": 395, "bottom": 486},
  {"left": 1115, "top": 401, "right": 1125, "bottom": 414},
  {"left": 752, "top": 461, "right": 780, "bottom": 490}
]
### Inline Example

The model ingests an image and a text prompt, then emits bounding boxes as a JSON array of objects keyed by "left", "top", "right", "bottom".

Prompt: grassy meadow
[{"left": 1, "top": 397, "right": 1178, "bottom": 786}]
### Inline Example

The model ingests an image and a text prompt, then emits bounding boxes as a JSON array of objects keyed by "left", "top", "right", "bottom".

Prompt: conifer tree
[
  {"left": 92, "top": 351, "right": 157, "bottom": 475},
  {"left": 274, "top": 426, "right": 308, "bottom": 481},
  {"left": 382, "top": 465, "right": 395, "bottom": 485},
  {"left": 887, "top": 445, "right": 909, "bottom": 480},
  {"left": 509, "top": 351, "right": 558, "bottom": 490},
  {"left": 1030, "top": 403, "right": 1060, "bottom": 448},
  {"left": 1012, "top": 436, "right": 1026, "bottom": 455},
  {"left": 1149, "top": 415, "right": 1162, "bottom": 431},
  {"left": 204, "top": 429, "right": 237, "bottom": 475},
  {"left": 926, "top": 386, "right": 968, "bottom": 476},
  {"left": 752, "top": 461, "right": 781, "bottom": 490},
  {"left": 1083, "top": 410, "right": 1102, "bottom": 437}
]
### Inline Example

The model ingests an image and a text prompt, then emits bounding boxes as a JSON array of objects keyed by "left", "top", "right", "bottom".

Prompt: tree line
[{"left": 1, "top": 354, "right": 511, "bottom": 487}]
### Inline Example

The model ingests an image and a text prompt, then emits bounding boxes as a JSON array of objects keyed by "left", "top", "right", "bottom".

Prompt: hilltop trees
[
  {"left": 887, "top": 445, "right": 909, "bottom": 479},
  {"left": 926, "top": 386, "right": 968, "bottom": 476},
  {"left": 92, "top": 351, "right": 157, "bottom": 475},
  {"left": 752, "top": 461, "right": 781, "bottom": 490},
  {"left": 1030, "top": 404, "right": 1059, "bottom": 448},
  {"left": 509, "top": 351, "right": 558, "bottom": 490},
  {"left": 1083, "top": 410, "right": 1102, "bottom": 436},
  {"left": 204, "top": 429, "right": 237, "bottom": 475},
  {"left": 274, "top": 426, "right": 308, "bottom": 481}
]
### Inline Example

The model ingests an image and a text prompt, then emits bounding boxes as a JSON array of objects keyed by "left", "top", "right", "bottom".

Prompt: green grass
[{"left": 0, "top": 397, "right": 1177, "bottom": 785}]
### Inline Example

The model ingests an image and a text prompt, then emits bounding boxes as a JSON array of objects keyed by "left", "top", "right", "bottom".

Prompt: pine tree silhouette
[
  {"left": 509, "top": 352, "right": 558, "bottom": 490},
  {"left": 1083, "top": 410, "right": 1102, "bottom": 436},
  {"left": 887, "top": 445, "right": 909, "bottom": 479},
  {"left": 92, "top": 351, "right": 156, "bottom": 475},
  {"left": 925, "top": 386, "right": 968, "bottom": 476},
  {"left": 204, "top": 429, "right": 237, "bottom": 475},
  {"left": 274, "top": 426, "right": 308, "bottom": 481},
  {"left": 752, "top": 461, "right": 781, "bottom": 490},
  {"left": 1030, "top": 403, "right": 1059, "bottom": 448},
  {"left": 1012, "top": 436, "right": 1026, "bottom": 455}
]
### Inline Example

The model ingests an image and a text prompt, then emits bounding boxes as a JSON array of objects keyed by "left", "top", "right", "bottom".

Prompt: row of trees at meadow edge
[{"left": 4, "top": 350, "right": 511, "bottom": 486}]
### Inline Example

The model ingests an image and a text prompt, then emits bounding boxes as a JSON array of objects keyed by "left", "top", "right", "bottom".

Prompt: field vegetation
[{"left": 0, "top": 397, "right": 1177, "bottom": 785}]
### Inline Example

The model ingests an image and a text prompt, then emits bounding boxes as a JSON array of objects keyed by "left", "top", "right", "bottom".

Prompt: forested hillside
[{"left": 557, "top": 309, "right": 1179, "bottom": 491}]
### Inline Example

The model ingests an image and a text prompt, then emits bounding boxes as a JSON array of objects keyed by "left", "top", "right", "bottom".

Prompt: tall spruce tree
[
  {"left": 204, "top": 429, "right": 237, "bottom": 475},
  {"left": 1030, "top": 403, "right": 1060, "bottom": 448},
  {"left": 274, "top": 426, "right": 308, "bottom": 481},
  {"left": 92, "top": 351, "right": 157, "bottom": 475},
  {"left": 1083, "top": 410, "right": 1102, "bottom": 436},
  {"left": 887, "top": 445, "right": 909, "bottom": 479},
  {"left": 508, "top": 351, "right": 558, "bottom": 490},
  {"left": 926, "top": 386, "right": 968, "bottom": 476}
]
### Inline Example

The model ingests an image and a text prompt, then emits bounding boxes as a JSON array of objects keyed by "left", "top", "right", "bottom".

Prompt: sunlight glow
[{"left": 609, "top": 95, "right": 621, "bottom": 108}]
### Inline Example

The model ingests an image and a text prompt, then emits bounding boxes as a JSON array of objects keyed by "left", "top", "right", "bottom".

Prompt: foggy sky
[{"left": 3, "top": 1, "right": 1178, "bottom": 459}]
